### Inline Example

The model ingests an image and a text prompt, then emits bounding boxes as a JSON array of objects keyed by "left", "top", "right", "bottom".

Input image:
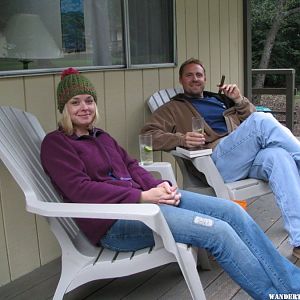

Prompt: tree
[{"left": 251, "top": 0, "right": 300, "bottom": 88}]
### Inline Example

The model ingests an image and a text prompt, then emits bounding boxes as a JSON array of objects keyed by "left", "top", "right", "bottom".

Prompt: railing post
[
  {"left": 285, "top": 70, "right": 295, "bottom": 131},
  {"left": 252, "top": 69, "right": 296, "bottom": 132}
]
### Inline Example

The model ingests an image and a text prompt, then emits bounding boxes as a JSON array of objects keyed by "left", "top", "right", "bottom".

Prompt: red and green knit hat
[{"left": 57, "top": 68, "right": 97, "bottom": 113}]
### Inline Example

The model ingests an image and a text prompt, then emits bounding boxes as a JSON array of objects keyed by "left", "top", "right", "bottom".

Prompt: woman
[{"left": 41, "top": 68, "right": 300, "bottom": 299}]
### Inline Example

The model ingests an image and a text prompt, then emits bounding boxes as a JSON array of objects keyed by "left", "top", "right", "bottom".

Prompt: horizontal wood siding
[{"left": 0, "top": 0, "right": 244, "bottom": 285}]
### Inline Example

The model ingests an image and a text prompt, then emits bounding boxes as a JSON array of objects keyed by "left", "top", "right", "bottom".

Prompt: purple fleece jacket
[{"left": 40, "top": 128, "right": 164, "bottom": 245}]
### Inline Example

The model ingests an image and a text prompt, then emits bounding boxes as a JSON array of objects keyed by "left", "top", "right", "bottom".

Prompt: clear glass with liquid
[
  {"left": 192, "top": 117, "right": 205, "bottom": 149},
  {"left": 139, "top": 134, "right": 153, "bottom": 165},
  {"left": 192, "top": 117, "right": 204, "bottom": 133}
]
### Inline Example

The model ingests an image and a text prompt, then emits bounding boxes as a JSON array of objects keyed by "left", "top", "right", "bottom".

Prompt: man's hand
[
  {"left": 218, "top": 83, "right": 243, "bottom": 104},
  {"left": 140, "top": 182, "right": 181, "bottom": 206},
  {"left": 183, "top": 131, "right": 205, "bottom": 148}
]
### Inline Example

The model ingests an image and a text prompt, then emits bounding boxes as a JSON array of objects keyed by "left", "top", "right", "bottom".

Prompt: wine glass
[
  {"left": 192, "top": 117, "right": 204, "bottom": 134},
  {"left": 192, "top": 117, "right": 205, "bottom": 149}
]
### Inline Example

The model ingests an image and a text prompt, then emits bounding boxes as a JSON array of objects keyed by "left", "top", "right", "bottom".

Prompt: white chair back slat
[
  {"left": 165, "top": 87, "right": 183, "bottom": 99},
  {"left": 148, "top": 93, "right": 163, "bottom": 112},
  {"left": 148, "top": 88, "right": 183, "bottom": 113},
  {"left": 0, "top": 106, "right": 85, "bottom": 244}
]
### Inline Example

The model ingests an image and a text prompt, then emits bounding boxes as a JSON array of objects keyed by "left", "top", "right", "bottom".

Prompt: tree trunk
[
  {"left": 253, "top": 0, "right": 300, "bottom": 89},
  {"left": 253, "top": 0, "right": 286, "bottom": 89}
]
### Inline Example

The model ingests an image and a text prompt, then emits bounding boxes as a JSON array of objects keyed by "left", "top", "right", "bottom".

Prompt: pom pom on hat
[
  {"left": 57, "top": 67, "right": 97, "bottom": 113},
  {"left": 60, "top": 67, "right": 80, "bottom": 80}
]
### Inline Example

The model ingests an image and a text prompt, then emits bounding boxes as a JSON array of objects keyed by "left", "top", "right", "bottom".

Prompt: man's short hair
[{"left": 179, "top": 58, "right": 206, "bottom": 77}]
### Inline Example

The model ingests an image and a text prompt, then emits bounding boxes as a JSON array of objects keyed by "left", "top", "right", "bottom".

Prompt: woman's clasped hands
[{"left": 140, "top": 181, "right": 181, "bottom": 206}]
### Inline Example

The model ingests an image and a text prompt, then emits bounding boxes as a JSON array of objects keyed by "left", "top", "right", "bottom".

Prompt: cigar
[{"left": 218, "top": 75, "right": 225, "bottom": 94}]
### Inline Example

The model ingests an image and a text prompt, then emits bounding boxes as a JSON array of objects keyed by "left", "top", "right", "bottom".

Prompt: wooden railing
[{"left": 252, "top": 69, "right": 296, "bottom": 131}]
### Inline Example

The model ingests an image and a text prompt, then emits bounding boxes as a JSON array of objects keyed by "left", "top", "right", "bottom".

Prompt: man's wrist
[{"left": 234, "top": 96, "right": 244, "bottom": 105}]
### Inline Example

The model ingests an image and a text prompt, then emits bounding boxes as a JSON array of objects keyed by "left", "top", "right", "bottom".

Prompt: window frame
[{"left": 0, "top": 0, "right": 177, "bottom": 78}]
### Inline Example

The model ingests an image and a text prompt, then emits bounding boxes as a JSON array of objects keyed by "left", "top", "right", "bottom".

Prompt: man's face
[{"left": 179, "top": 63, "right": 206, "bottom": 97}]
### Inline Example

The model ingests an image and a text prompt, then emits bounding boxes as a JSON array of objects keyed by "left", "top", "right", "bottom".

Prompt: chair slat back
[
  {"left": 0, "top": 107, "right": 58, "bottom": 202},
  {"left": 0, "top": 106, "right": 97, "bottom": 255},
  {"left": 148, "top": 88, "right": 183, "bottom": 112}
]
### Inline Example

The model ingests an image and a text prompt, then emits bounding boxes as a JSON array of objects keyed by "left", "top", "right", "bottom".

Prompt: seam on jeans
[
  {"left": 223, "top": 250, "right": 266, "bottom": 297},
  {"left": 253, "top": 156, "right": 297, "bottom": 247},
  {"left": 169, "top": 215, "right": 270, "bottom": 297},
  {"left": 268, "top": 166, "right": 296, "bottom": 247},
  {"left": 199, "top": 205, "right": 289, "bottom": 291},
  {"left": 223, "top": 208, "right": 289, "bottom": 290},
  {"left": 194, "top": 226, "right": 267, "bottom": 298},
  {"left": 215, "top": 129, "right": 261, "bottom": 160},
  {"left": 223, "top": 217, "right": 289, "bottom": 291},
  {"left": 214, "top": 113, "right": 273, "bottom": 161}
]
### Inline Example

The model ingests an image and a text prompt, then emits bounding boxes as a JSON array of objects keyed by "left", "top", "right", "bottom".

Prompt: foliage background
[{"left": 251, "top": 0, "right": 300, "bottom": 88}]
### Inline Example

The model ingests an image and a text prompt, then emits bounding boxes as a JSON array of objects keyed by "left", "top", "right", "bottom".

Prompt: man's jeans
[
  {"left": 212, "top": 112, "right": 300, "bottom": 247},
  {"left": 101, "top": 190, "right": 300, "bottom": 299}
]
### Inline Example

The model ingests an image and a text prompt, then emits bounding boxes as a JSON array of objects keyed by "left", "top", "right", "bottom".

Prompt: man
[{"left": 141, "top": 57, "right": 300, "bottom": 258}]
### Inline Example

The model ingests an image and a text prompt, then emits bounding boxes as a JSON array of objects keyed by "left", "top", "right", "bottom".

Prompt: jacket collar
[
  {"left": 172, "top": 91, "right": 235, "bottom": 109},
  {"left": 59, "top": 127, "right": 104, "bottom": 140}
]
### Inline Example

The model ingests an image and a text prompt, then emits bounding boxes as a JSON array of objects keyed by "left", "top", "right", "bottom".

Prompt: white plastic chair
[
  {"left": 0, "top": 106, "right": 207, "bottom": 300},
  {"left": 147, "top": 88, "right": 271, "bottom": 200}
]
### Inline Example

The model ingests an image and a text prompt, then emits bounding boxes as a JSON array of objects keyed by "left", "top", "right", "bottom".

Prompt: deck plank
[
  {"left": 0, "top": 259, "right": 60, "bottom": 300},
  {"left": 84, "top": 265, "right": 173, "bottom": 300}
]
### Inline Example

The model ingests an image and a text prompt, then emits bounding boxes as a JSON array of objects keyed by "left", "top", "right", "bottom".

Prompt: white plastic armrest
[
  {"left": 28, "top": 201, "right": 164, "bottom": 236},
  {"left": 28, "top": 201, "right": 159, "bottom": 220},
  {"left": 27, "top": 200, "right": 179, "bottom": 255},
  {"left": 171, "top": 150, "right": 230, "bottom": 199},
  {"left": 140, "top": 162, "right": 177, "bottom": 186},
  {"left": 170, "top": 149, "right": 211, "bottom": 160}
]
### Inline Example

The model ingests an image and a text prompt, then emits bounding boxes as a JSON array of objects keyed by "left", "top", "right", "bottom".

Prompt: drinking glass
[
  {"left": 192, "top": 117, "right": 205, "bottom": 149},
  {"left": 192, "top": 117, "right": 204, "bottom": 134},
  {"left": 139, "top": 134, "right": 153, "bottom": 165}
]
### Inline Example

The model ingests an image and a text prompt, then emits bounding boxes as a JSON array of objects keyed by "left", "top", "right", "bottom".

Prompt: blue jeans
[
  {"left": 212, "top": 112, "right": 300, "bottom": 247},
  {"left": 100, "top": 190, "right": 300, "bottom": 299}
]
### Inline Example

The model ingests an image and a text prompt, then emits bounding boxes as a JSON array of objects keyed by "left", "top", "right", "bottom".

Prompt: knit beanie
[{"left": 57, "top": 68, "right": 97, "bottom": 113}]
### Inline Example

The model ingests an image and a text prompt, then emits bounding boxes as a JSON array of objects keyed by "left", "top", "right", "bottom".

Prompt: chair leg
[
  {"left": 53, "top": 272, "right": 71, "bottom": 300},
  {"left": 176, "top": 243, "right": 206, "bottom": 300},
  {"left": 197, "top": 248, "right": 211, "bottom": 270},
  {"left": 52, "top": 256, "right": 87, "bottom": 300},
  {"left": 53, "top": 271, "right": 73, "bottom": 300}
]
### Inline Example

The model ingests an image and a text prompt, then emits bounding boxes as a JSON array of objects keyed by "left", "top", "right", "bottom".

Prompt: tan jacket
[{"left": 140, "top": 91, "right": 256, "bottom": 151}]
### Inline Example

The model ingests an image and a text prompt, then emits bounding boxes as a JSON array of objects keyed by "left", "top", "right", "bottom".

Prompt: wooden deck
[{"left": 1, "top": 193, "right": 299, "bottom": 300}]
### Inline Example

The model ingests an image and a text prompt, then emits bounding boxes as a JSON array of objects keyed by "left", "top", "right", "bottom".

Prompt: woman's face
[{"left": 65, "top": 94, "right": 96, "bottom": 134}]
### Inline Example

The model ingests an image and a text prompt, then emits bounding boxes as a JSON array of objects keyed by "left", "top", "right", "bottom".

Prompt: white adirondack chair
[
  {"left": 147, "top": 88, "right": 271, "bottom": 200},
  {"left": 0, "top": 106, "right": 208, "bottom": 300}
]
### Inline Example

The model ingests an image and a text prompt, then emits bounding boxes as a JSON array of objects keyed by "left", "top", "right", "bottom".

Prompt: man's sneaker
[{"left": 292, "top": 246, "right": 300, "bottom": 259}]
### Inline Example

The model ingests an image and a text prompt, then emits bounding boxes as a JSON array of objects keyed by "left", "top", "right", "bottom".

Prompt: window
[{"left": 0, "top": 0, "right": 175, "bottom": 75}]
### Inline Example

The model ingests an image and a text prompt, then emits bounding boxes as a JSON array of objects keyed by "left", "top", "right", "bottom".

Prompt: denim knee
[
  {"left": 248, "top": 111, "right": 280, "bottom": 134},
  {"left": 207, "top": 219, "right": 244, "bottom": 258},
  {"left": 212, "top": 198, "right": 247, "bottom": 222},
  {"left": 251, "top": 111, "right": 275, "bottom": 123},
  {"left": 252, "top": 147, "right": 294, "bottom": 179}
]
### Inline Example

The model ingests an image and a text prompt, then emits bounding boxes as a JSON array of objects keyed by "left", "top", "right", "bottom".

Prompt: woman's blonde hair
[{"left": 58, "top": 102, "right": 99, "bottom": 135}]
